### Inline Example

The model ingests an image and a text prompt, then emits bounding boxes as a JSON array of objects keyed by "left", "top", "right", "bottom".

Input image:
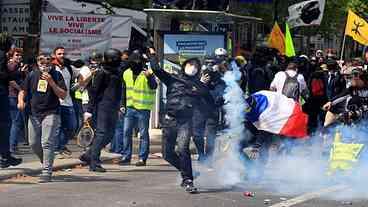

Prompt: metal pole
[
  {"left": 273, "top": 0, "right": 279, "bottom": 22},
  {"left": 0, "top": 2, "right": 2, "bottom": 33},
  {"left": 339, "top": 11, "right": 349, "bottom": 61},
  {"left": 192, "top": 0, "right": 196, "bottom": 10},
  {"left": 340, "top": 35, "right": 346, "bottom": 61}
]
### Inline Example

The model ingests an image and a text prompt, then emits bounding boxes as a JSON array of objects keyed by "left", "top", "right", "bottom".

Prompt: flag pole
[
  {"left": 340, "top": 34, "right": 346, "bottom": 61},
  {"left": 340, "top": 10, "right": 349, "bottom": 61}
]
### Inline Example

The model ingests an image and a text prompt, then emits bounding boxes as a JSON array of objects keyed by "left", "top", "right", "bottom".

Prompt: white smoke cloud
[
  {"left": 195, "top": 61, "right": 368, "bottom": 200},
  {"left": 261, "top": 124, "right": 368, "bottom": 200},
  {"left": 197, "top": 60, "right": 249, "bottom": 187}
]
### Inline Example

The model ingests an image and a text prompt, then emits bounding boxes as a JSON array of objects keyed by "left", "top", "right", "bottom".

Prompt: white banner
[
  {"left": 40, "top": 12, "right": 112, "bottom": 60},
  {"left": 112, "top": 16, "right": 132, "bottom": 50},
  {"left": 288, "top": 0, "right": 326, "bottom": 28}
]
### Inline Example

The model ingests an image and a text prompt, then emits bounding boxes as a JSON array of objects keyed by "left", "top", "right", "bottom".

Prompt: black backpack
[{"left": 282, "top": 72, "right": 300, "bottom": 101}]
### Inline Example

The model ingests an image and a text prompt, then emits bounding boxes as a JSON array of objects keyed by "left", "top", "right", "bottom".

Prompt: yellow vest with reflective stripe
[
  {"left": 75, "top": 90, "right": 83, "bottom": 100},
  {"left": 75, "top": 89, "right": 89, "bottom": 104},
  {"left": 123, "top": 69, "right": 155, "bottom": 110}
]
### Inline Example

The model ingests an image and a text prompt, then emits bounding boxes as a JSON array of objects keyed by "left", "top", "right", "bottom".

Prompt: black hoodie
[
  {"left": 87, "top": 64, "right": 123, "bottom": 113},
  {"left": 150, "top": 57, "right": 214, "bottom": 118}
]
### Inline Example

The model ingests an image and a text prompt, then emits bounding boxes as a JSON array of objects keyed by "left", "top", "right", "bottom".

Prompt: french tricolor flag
[{"left": 245, "top": 90, "right": 309, "bottom": 138}]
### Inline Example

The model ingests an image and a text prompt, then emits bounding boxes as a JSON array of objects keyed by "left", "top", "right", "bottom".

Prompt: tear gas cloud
[
  {"left": 264, "top": 124, "right": 368, "bottom": 200},
  {"left": 197, "top": 60, "right": 248, "bottom": 187},
  {"left": 196, "top": 61, "right": 368, "bottom": 200}
]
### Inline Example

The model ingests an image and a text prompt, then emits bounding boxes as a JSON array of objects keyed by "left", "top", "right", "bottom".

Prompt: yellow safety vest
[
  {"left": 123, "top": 69, "right": 156, "bottom": 110},
  {"left": 327, "top": 130, "right": 364, "bottom": 176},
  {"left": 75, "top": 89, "right": 89, "bottom": 104},
  {"left": 75, "top": 90, "right": 83, "bottom": 100}
]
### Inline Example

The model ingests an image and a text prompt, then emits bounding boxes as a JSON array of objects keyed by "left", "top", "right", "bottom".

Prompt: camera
[{"left": 202, "top": 58, "right": 222, "bottom": 84}]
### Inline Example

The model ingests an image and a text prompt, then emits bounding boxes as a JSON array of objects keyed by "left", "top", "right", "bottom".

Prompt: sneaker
[
  {"left": 181, "top": 180, "right": 199, "bottom": 194},
  {"left": 0, "top": 159, "right": 10, "bottom": 168},
  {"left": 118, "top": 158, "right": 131, "bottom": 166},
  {"left": 1, "top": 156, "right": 22, "bottom": 168},
  {"left": 89, "top": 165, "right": 106, "bottom": 173},
  {"left": 39, "top": 174, "right": 52, "bottom": 183},
  {"left": 135, "top": 159, "right": 146, "bottom": 167},
  {"left": 79, "top": 154, "right": 91, "bottom": 164}
]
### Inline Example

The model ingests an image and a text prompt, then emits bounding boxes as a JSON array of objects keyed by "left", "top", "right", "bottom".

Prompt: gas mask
[{"left": 184, "top": 64, "right": 198, "bottom": 76}]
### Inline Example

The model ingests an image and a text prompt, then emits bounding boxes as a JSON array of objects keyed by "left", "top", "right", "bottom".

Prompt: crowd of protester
[{"left": 1, "top": 31, "right": 368, "bottom": 192}]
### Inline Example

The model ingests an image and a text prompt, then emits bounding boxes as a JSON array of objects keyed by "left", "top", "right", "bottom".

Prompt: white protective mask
[
  {"left": 184, "top": 64, "right": 198, "bottom": 76},
  {"left": 39, "top": 65, "right": 51, "bottom": 73}
]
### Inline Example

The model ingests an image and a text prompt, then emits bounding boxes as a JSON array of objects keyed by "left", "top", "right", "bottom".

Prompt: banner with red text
[{"left": 40, "top": 12, "right": 112, "bottom": 60}]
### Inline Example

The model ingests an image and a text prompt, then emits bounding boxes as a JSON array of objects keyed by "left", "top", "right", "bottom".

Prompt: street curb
[{"left": 0, "top": 153, "right": 122, "bottom": 181}]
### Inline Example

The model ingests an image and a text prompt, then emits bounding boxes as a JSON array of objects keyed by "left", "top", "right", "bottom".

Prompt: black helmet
[
  {"left": 72, "top": 59, "right": 85, "bottom": 68},
  {"left": 90, "top": 51, "right": 103, "bottom": 62},
  {"left": 104, "top": 48, "right": 121, "bottom": 66}
]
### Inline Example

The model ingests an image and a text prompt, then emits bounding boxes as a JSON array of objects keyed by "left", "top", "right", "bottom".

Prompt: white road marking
[{"left": 269, "top": 185, "right": 349, "bottom": 207}]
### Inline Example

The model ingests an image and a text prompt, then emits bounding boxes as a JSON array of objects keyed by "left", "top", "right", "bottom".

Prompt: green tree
[{"left": 233, "top": 0, "right": 367, "bottom": 35}]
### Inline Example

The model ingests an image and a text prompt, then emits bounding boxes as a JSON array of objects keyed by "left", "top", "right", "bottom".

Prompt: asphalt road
[{"left": 0, "top": 158, "right": 366, "bottom": 207}]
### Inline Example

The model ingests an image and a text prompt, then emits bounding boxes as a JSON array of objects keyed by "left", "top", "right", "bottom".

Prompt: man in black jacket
[
  {"left": 81, "top": 48, "right": 123, "bottom": 172},
  {"left": 0, "top": 33, "right": 22, "bottom": 168},
  {"left": 148, "top": 48, "right": 213, "bottom": 194},
  {"left": 325, "top": 59, "right": 346, "bottom": 101},
  {"left": 323, "top": 69, "right": 368, "bottom": 125}
]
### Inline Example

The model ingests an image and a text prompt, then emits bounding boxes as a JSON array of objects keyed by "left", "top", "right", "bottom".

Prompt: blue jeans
[
  {"left": 9, "top": 97, "right": 25, "bottom": 151},
  {"left": 56, "top": 106, "right": 77, "bottom": 151},
  {"left": 121, "top": 108, "right": 151, "bottom": 161},
  {"left": 111, "top": 113, "right": 124, "bottom": 153},
  {"left": 73, "top": 100, "right": 83, "bottom": 133}
]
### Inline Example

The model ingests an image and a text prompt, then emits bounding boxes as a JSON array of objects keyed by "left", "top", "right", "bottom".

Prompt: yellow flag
[
  {"left": 345, "top": 10, "right": 368, "bottom": 46},
  {"left": 285, "top": 23, "right": 296, "bottom": 57},
  {"left": 268, "top": 22, "right": 285, "bottom": 55}
]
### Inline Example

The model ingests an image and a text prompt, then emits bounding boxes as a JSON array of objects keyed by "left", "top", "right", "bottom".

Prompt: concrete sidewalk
[{"left": 0, "top": 129, "right": 163, "bottom": 181}]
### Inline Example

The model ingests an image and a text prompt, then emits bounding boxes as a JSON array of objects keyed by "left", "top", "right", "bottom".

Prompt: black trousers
[
  {"left": 0, "top": 94, "right": 11, "bottom": 158},
  {"left": 162, "top": 115, "right": 194, "bottom": 182},
  {"left": 87, "top": 104, "right": 118, "bottom": 167}
]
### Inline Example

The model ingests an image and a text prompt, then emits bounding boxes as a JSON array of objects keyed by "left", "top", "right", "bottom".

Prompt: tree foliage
[
  {"left": 233, "top": 0, "right": 367, "bottom": 36},
  {"left": 104, "top": 0, "right": 367, "bottom": 37}
]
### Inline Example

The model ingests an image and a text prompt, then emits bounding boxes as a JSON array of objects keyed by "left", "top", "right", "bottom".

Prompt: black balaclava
[{"left": 129, "top": 52, "right": 144, "bottom": 75}]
